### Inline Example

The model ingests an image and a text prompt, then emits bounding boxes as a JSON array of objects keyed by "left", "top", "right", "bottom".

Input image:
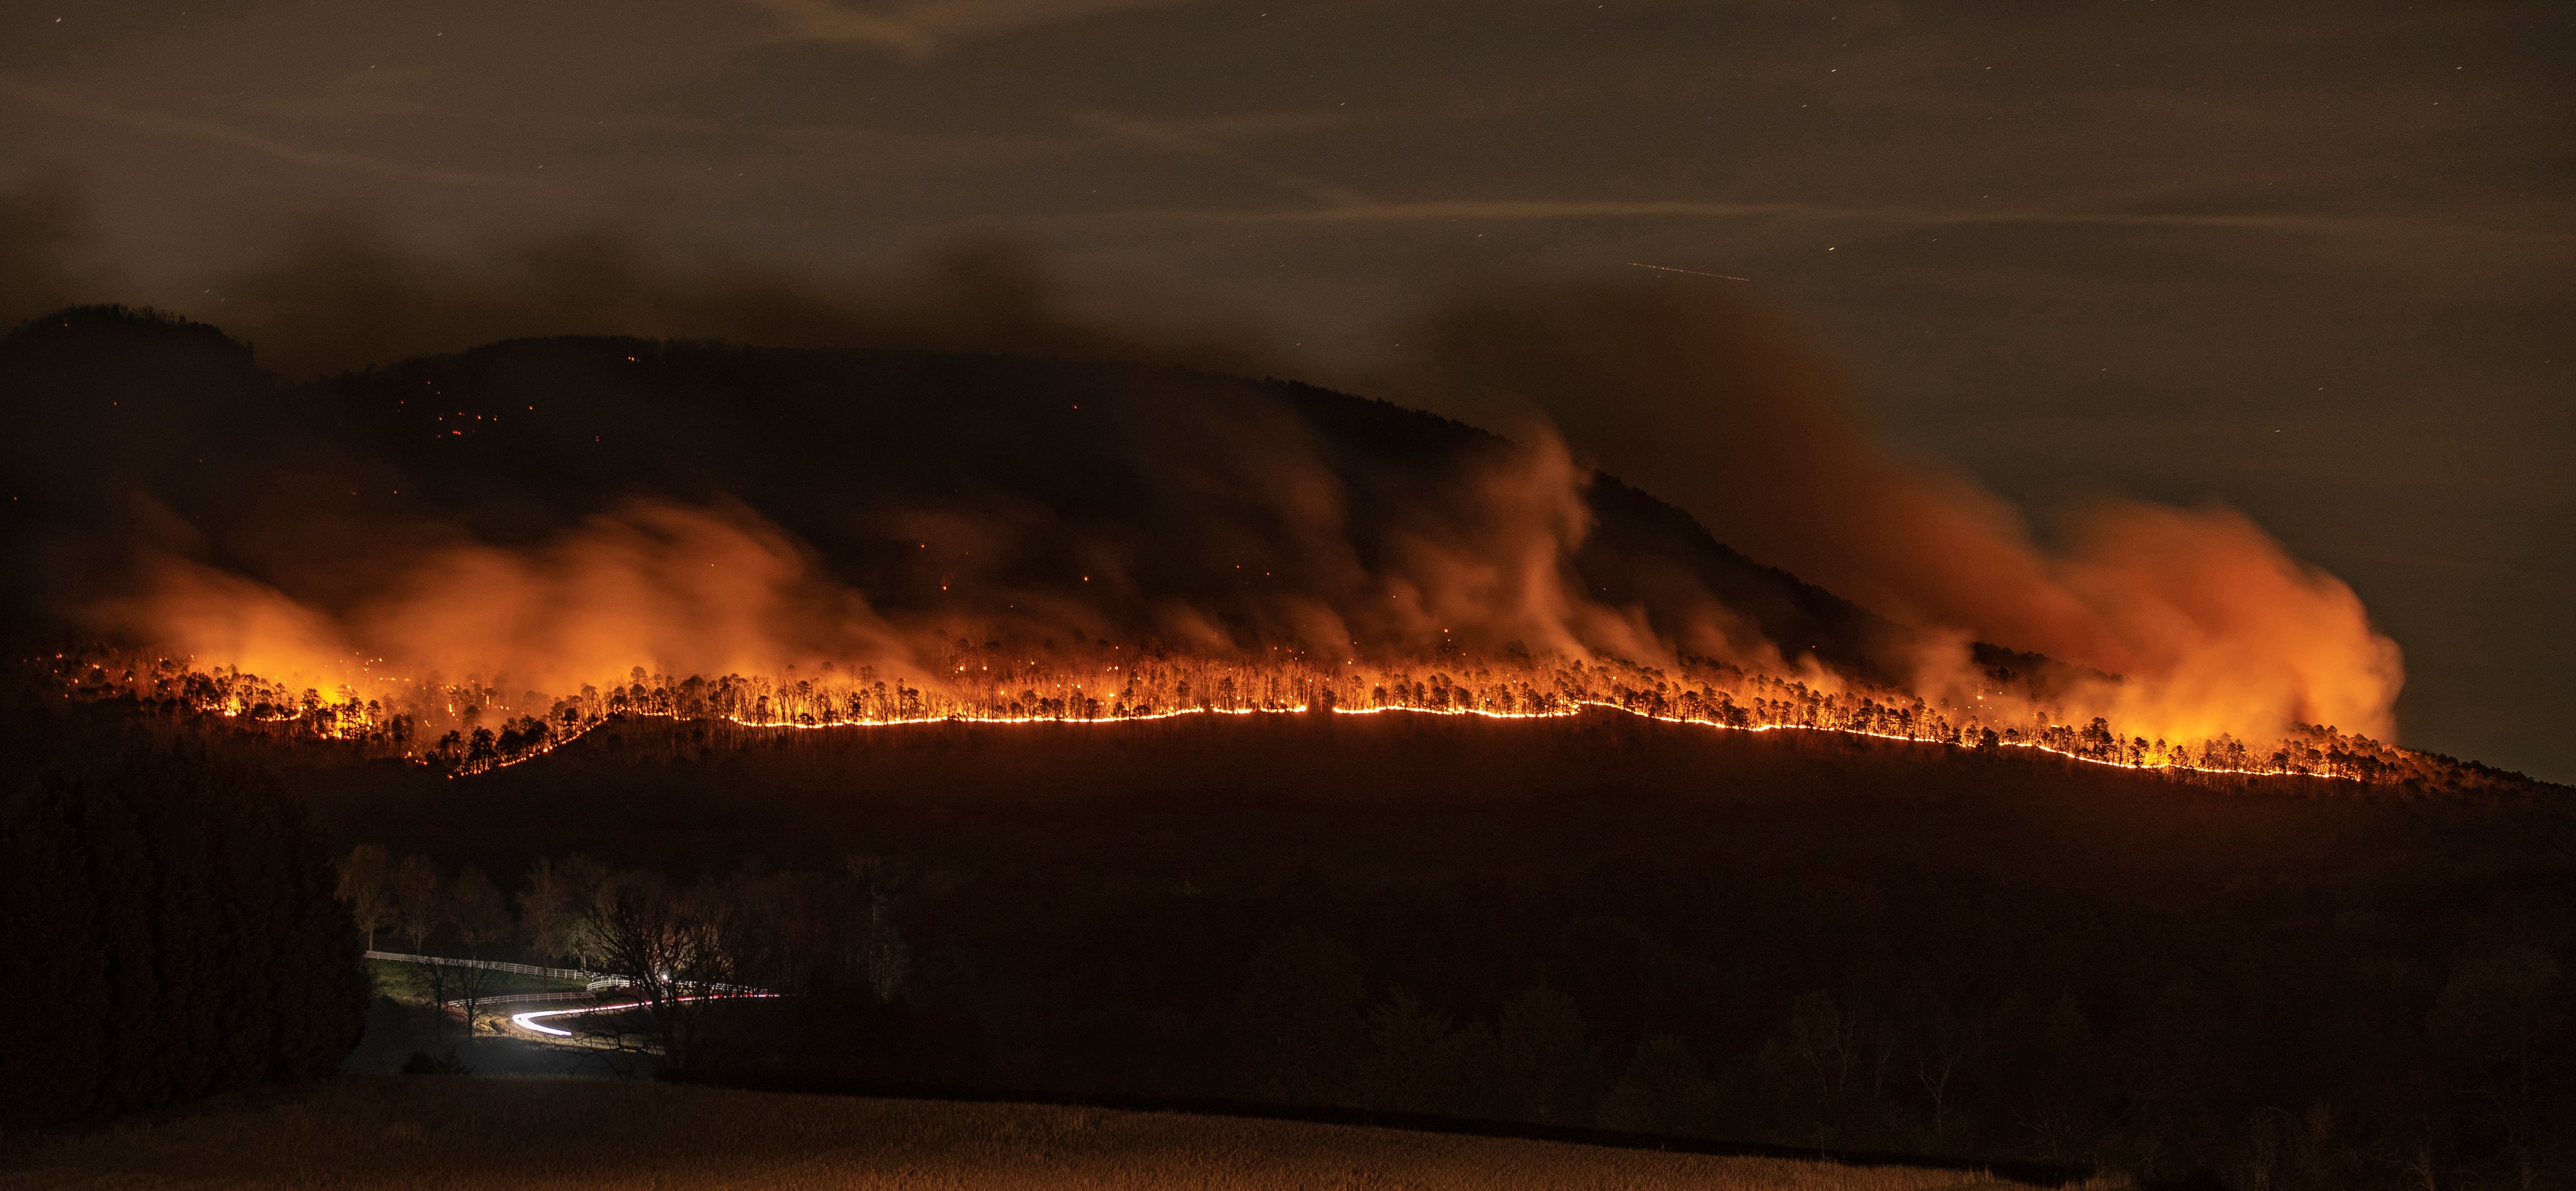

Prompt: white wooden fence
[
  {"left": 363, "top": 949, "right": 609, "bottom": 982},
  {"left": 367, "top": 950, "right": 767, "bottom": 1011},
  {"left": 439, "top": 989, "right": 605, "bottom": 1009}
]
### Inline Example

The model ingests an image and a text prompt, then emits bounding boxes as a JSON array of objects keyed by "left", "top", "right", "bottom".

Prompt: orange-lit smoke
[
  {"left": 2050, "top": 503, "right": 2401, "bottom": 741},
  {"left": 350, "top": 500, "right": 924, "bottom": 696},
  {"left": 1399, "top": 281, "right": 2403, "bottom": 743},
  {"left": 1374, "top": 431, "right": 1664, "bottom": 664},
  {"left": 90, "top": 430, "right": 1665, "bottom": 706},
  {"left": 103, "top": 501, "right": 927, "bottom": 702},
  {"left": 97, "top": 558, "right": 363, "bottom": 693},
  {"left": 1087, "top": 382, "right": 1661, "bottom": 664}
]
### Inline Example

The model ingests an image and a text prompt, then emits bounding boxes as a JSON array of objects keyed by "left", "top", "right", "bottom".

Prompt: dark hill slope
[
  {"left": 295, "top": 709, "right": 2576, "bottom": 1185},
  {"left": 305, "top": 708, "right": 2575, "bottom": 896}
]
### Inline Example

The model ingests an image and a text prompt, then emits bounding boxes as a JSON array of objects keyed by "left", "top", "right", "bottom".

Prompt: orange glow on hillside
[{"left": 59, "top": 643, "right": 2432, "bottom": 788}]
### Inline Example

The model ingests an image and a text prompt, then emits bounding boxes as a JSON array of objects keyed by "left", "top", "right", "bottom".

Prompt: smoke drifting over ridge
[
  {"left": 0, "top": 189, "right": 2403, "bottom": 749},
  {"left": 0, "top": 181, "right": 1282, "bottom": 382},
  {"left": 1395, "top": 283, "right": 2404, "bottom": 742}
]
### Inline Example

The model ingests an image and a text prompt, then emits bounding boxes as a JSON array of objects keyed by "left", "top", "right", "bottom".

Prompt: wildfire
[
  {"left": 50, "top": 436, "right": 2441, "bottom": 791},
  {"left": 54, "top": 641, "right": 2438, "bottom": 788}
]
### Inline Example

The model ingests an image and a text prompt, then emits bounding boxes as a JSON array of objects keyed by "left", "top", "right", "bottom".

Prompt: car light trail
[{"left": 511, "top": 993, "right": 777, "bottom": 1037}]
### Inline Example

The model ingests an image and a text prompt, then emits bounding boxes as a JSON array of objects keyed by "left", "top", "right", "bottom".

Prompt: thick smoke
[
  {"left": 1368, "top": 431, "right": 1665, "bottom": 664},
  {"left": 105, "top": 501, "right": 924, "bottom": 698},
  {"left": 1099, "top": 388, "right": 1660, "bottom": 662},
  {"left": 94, "top": 438, "right": 1651, "bottom": 708},
  {"left": 2047, "top": 504, "right": 2401, "bottom": 741},
  {"left": 1390, "top": 281, "right": 2403, "bottom": 742},
  {"left": 208, "top": 220, "right": 1278, "bottom": 382},
  {"left": 0, "top": 180, "right": 1273, "bottom": 381}
]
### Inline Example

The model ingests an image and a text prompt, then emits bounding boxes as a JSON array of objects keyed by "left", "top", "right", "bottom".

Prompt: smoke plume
[{"left": 1391, "top": 281, "right": 2403, "bottom": 741}]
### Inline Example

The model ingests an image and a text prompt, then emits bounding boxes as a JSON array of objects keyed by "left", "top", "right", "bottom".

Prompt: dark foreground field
[
  {"left": 17, "top": 698, "right": 2564, "bottom": 1185},
  {"left": 0, "top": 1077, "right": 2121, "bottom": 1190}
]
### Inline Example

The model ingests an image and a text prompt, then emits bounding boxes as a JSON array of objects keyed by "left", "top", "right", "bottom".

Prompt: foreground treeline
[
  {"left": 368, "top": 839, "right": 2573, "bottom": 1190},
  {"left": 0, "top": 703, "right": 368, "bottom": 1125}
]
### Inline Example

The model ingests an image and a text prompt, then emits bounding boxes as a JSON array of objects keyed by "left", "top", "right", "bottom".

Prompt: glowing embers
[{"left": 58, "top": 648, "right": 2430, "bottom": 787}]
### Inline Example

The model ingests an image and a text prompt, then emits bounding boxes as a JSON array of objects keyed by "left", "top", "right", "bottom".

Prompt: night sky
[{"left": 3, "top": 1, "right": 2568, "bottom": 780}]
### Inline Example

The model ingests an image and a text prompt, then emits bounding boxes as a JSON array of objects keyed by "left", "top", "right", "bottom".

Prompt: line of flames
[
  {"left": 462, "top": 699, "right": 2356, "bottom": 785},
  {"left": 50, "top": 649, "right": 2445, "bottom": 789}
]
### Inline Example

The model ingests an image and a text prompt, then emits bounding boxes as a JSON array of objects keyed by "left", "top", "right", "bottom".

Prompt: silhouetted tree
[
  {"left": 516, "top": 856, "right": 582, "bottom": 964},
  {"left": 1596, "top": 1034, "right": 1719, "bottom": 1135},
  {"left": 446, "top": 864, "right": 513, "bottom": 1028},
  {"left": 1491, "top": 984, "right": 1602, "bottom": 1125},
  {"left": 1353, "top": 988, "right": 1464, "bottom": 1112},
  {"left": 580, "top": 870, "right": 743, "bottom": 1073},
  {"left": 390, "top": 854, "right": 442, "bottom": 954},
  {"left": 1231, "top": 927, "right": 1367, "bottom": 1105},
  {"left": 336, "top": 843, "right": 395, "bottom": 950}
]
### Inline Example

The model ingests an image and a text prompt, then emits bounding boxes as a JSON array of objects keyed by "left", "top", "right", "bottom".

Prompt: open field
[{"left": 1, "top": 1077, "right": 2116, "bottom": 1190}]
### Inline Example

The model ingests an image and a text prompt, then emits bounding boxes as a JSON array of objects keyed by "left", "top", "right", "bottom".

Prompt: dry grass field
[{"left": 1, "top": 1077, "right": 2124, "bottom": 1190}]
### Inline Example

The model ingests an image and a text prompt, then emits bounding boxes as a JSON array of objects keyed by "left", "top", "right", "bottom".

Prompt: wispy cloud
[
  {"left": 0, "top": 75, "right": 529, "bottom": 190},
  {"left": 1077, "top": 196, "right": 2576, "bottom": 245},
  {"left": 741, "top": 0, "right": 1197, "bottom": 59},
  {"left": 1070, "top": 109, "right": 1366, "bottom": 207}
]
